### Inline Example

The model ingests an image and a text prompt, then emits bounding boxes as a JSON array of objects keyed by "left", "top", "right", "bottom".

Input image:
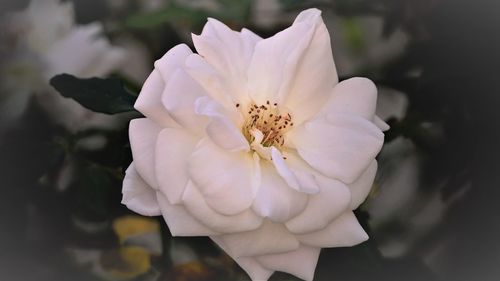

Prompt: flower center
[{"left": 238, "top": 101, "right": 293, "bottom": 155}]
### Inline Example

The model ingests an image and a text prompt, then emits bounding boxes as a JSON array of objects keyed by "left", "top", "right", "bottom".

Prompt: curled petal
[
  {"left": 285, "top": 172, "right": 351, "bottom": 234},
  {"left": 216, "top": 220, "right": 300, "bottom": 258},
  {"left": 156, "top": 192, "right": 217, "bottom": 236},
  {"left": 161, "top": 68, "right": 209, "bottom": 135},
  {"left": 289, "top": 113, "right": 384, "bottom": 184},
  {"left": 297, "top": 211, "right": 368, "bottom": 248},
  {"left": 135, "top": 44, "right": 192, "bottom": 127},
  {"left": 129, "top": 118, "right": 161, "bottom": 188},
  {"left": 194, "top": 96, "right": 248, "bottom": 151},
  {"left": 374, "top": 115, "right": 390, "bottom": 131},
  {"left": 155, "top": 128, "right": 198, "bottom": 204},
  {"left": 256, "top": 245, "right": 320, "bottom": 281},
  {"left": 181, "top": 181, "right": 262, "bottom": 233},
  {"left": 271, "top": 148, "right": 320, "bottom": 194},
  {"left": 349, "top": 160, "right": 377, "bottom": 209},
  {"left": 252, "top": 162, "right": 308, "bottom": 223},
  {"left": 121, "top": 163, "right": 160, "bottom": 216}
]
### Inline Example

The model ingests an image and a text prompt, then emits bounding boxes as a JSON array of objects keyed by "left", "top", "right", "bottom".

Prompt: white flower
[
  {"left": 1, "top": 0, "right": 125, "bottom": 130},
  {"left": 122, "top": 8, "right": 387, "bottom": 281}
]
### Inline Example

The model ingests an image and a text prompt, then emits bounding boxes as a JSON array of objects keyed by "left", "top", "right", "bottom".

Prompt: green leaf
[{"left": 49, "top": 74, "right": 138, "bottom": 114}]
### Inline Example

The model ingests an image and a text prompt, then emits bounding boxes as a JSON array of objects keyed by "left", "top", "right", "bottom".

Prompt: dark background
[{"left": 1, "top": 0, "right": 500, "bottom": 280}]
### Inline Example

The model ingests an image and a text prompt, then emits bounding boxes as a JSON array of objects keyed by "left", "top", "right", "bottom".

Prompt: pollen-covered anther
[{"left": 241, "top": 101, "right": 293, "bottom": 148}]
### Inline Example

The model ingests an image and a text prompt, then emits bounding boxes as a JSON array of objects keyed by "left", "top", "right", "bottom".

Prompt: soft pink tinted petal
[
  {"left": 135, "top": 44, "right": 193, "bottom": 127},
  {"left": 320, "top": 77, "right": 377, "bottom": 120},
  {"left": 181, "top": 181, "right": 262, "bottom": 233},
  {"left": 184, "top": 54, "right": 234, "bottom": 109},
  {"left": 349, "top": 160, "right": 377, "bottom": 209},
  {"left": 155, "top": 128, "right": 198, "bottom": 204},
  {"left": 285, "top": 174, "right": 351, "bottom": 234},
  {"left": 129, "top": 118, "right": 162, "bottom": 188},
  {"left": 188, "top": 138, "right": 255, "bottom": 215},
  {"left": 297, "top": 211, "right": 368, "bottom": 248},
  {"left": 156, "top": 192, "right": 218, "bottom": 236},
  {"left": 134, "top": 70, "right": 179, "bottom": 128},
  {"left": 211, "top": 237, "right": 273, "bottom": 281},
  {"left": 121, "top": 163, "right": 160, "bottom": 216},
  {"left": 192, "top": 18, "right": 256, "bottom": 103},
  {"left": 256, "top": 245, "right": 320, "bottom": 281},
  {"left": 289, "top": 113, "right": 384, "bottom": 184},
  {"left": 374, "top": 115, "right": 390, "bottom": 131},
  {"left": 252, "top": 162, "right": 308, "bottom": 223},
  {"left": 247, "top": 17, "right": 313, "bottom": 105},
  {"left": 194, "top": 96, "right": 248, "bottom": 151},
  {"left": 161, "top": 68, "right": 208, "bottom": 135},
  {"left": 217, "top": 220, "right": 299, "bottom": 258},
  {"left": 283, "top": 8, "right": 338, "bottom": 125}
]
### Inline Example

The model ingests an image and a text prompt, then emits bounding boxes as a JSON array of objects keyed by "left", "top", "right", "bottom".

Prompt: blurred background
[{"left": 1, "top": 0, "right": 500, "bottom": 280}]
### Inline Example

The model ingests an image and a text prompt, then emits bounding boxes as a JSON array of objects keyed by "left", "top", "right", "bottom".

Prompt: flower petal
[
  {"left": 256, "top": 245, "right": 320, "bottom": 281},
  {"left": 156, "top": 192, "right": 218, "bottom": 236},
  {"left": 374, "top": 115, "right": 390, "bottom": 131},
  {"left": 211, "top": 237, "right": 273, "bottom": 280},
  {"left": 122, "top": 163, "right": 161, "bottom": 216},
  {"left": 247, "top": 14, "right": 313, "bottom": 105},
  {"left": 283, "top": 8, "right": 338, "bottom": 125},
  {"left": 297, "top": 211, "right": 368, "bottom": 248},
  {"left": 320, "top": 77, "right": 377, "bottom": 120},
  {"left": 181, "top": 181, "right": 262, "bottom": 233},
  {"left": 216, "top": 220, "right": 300, "bottom": 258},
  {"left": 252, "top": 162, "right": 308, "bottom": 223},
  {"left": 155, "top": 128, "right": 198, "bottom": 204},
  {"left": 349, "top": 160, "right": 377, "bottom": 209},
  {"left": 285, "top": 174, "right": 351, "bottom": 234},
  {"left": 289, "top": 113, "right": 384, "bottom": 183},
  {"left": 161, "top": 68, "right": 209, "bottom": 134},
  {"left": 194, "top": 96, "right": 248, "bottom": 151},
  {"left": 188, "top": 138, "right": 255, "bottom": 215},
  {"left": 192, "top": 18, "right": 256, "bottom": 103},
  {"left": 129, "top": 118, "right": 162, "bottom": 188},
  {"left": 135, "top": 44, "right": 193, "bottom": 127}
]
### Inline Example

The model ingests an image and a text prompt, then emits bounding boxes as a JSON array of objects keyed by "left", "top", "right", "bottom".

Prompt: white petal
[
  {"left": 194, "top": 96, "right": 248, "bottom": 151},
  {"left": 156, "top": 192, "right": 218, "bottom": 236},
  {"left": 134, "top": 70, "right": 179, "bottom": 128},
  {"left": 252, "top": 162, "right": 308, "bottom": 223},
  {"left": 216, "top": 220, "right": 299, "bottom": 257},
  {"left": 297, "top": 211, "right": 368, "bottom": 248},
  {"left": 155, "top": 128, "right": 198, "bottom": 204},
  {"left": 256, "top": 245, "right": 320, "bottom": 281},
  {"left": 271, "top": 147, "right": 300, "bottom": 190},
  {"left": 374, "top": 115, "right": 390, "bottom": 131},
  {"left": 349, "top": 160, "right": 377, "bottom": 209},
  {"left": 181, "top": 181, "right": 263, "bottom": 233},
  {"left": 161, "top": 68, "right": 209, "bottom": 134},
  {"left": 121, "top": 163, "right": 161, "bottom": 216},
  {"left": 289, "top": 113, "right": 384, "bottom": 183},
  {"left": 184, "top": 54, "right": 234, "bottom": 108},
  {"left": 188, "top": 138, "right": 255, "bottom": 215},
  {"left": 192, "top": 18, "right": 256, "bottom": 103},
  {"left": 211, "top": 237, "right": 273, "bottom": 281},
  {"left": 281, "top": 150, "right": 322, "bottom": 194},
  {"left": 320, "top": 77, "right": 377, "bottom": 120},
  {"left": 283, "top": 8, "right": 339, "bottom": 125},
  {"left": 129, "top": 118, "right": 161, "bottom": 188},
  {"left": 247, "top": 16, "right": 313, "bottom": 105},
  {"left": 154, "top": 43, "right": 192, "bottom": 80},
  {"left": 285, "top": 174, "right": 351, "bottom": 234}
]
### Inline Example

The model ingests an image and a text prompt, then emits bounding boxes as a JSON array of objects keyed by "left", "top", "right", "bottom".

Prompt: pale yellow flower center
[{"left": 236, "top": 101, "right": 293, "bottom": 159}]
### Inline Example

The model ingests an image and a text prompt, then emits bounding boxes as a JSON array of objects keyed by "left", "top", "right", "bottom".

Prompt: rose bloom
[{"left": 122, "top": 8, "right": 388, "bottom": 281}]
